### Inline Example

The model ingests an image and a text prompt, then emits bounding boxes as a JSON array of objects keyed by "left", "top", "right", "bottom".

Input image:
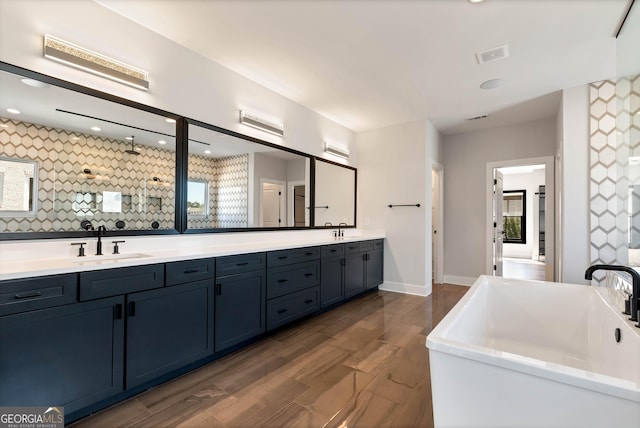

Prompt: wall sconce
[
  {"left": 43, "top": 34, "right": 149, "bottom": 90},
  {"left": 239, "top": 110, "right": 284, "bottom": 136},
  {"left": 324, "top": 141, "right": 350, "bottom": 159}
]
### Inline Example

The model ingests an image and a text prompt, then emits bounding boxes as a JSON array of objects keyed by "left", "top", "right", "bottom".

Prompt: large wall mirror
[
  {"left": 314, "top": 159, "right": 356, "bottom": 226},
  {"left": 0, "top": 66, "right": 177, "bottom": 235},
  {"left": 187, "top": 122, "right": 311, "bottom": 230}
]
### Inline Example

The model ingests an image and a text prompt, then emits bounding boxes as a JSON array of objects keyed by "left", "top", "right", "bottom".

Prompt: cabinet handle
[
  {"left": 14, "top": 291, "right": 42, "bottom": 299},
  {"left": 183, "top": 268, "right": 200, "bottom": 274},
  {"left": 330, "top": 249, "right": 337, "bottom": 253},
  {"left": 304, "top": 299, "right": 313, "bottom": 304},
  {"left": 236, "top": 262, "right": 249, "bottom": 266},
  {"left": 348, "top": 246, "right": 357, "bottom": 250},
  {"left": 216, "top": 284, "right": 222, "bottom": 295},
  {"left": 278, "top": 279, "right": 288, "bottom": 283},
  {"left": 113, "top": 304, "right": 123, "bottom": 320},
  {"left": 128, "top": 301, "right": 136, "bottom": 317},
  {"left": 305, "top": 252, "right": 314, "bottom": 256},
  {"left": 304, "top": 273, "right": 313, "bottom": 277},
  {"left": 278, "top": 256, "right": 288, "bottom": 260},
  {"left": 277, "top": 308, "right": 287, "bottom": 314}
]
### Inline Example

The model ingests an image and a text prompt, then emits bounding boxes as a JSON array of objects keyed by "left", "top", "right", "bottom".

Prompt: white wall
[
  {"left": 558, "top": 85, "right": 590, "bottom": 284},
  {"left": 0, "top": 0, "right": 356, "bottom": 163},
  {"left": 442, "top": 118, "right": 557, "bottom": 284},
  {"left": 357, "top": 119, "right": 441, "bottom": 296},
  {"left": 502, "top": 169, "right": 545, "bottom": 259}
]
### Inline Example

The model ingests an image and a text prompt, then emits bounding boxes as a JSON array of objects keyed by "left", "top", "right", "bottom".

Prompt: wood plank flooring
[{"left": 70, "top": 284, "right": 468, "bottom": 428}]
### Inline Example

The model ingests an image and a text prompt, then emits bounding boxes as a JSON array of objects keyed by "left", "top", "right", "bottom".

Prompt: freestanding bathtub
[{"left": 426, "top": 275, "right": 640, "bottom": 428}]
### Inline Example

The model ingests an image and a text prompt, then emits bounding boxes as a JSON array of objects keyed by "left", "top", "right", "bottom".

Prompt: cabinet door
[
  {"left": 366, "top": 249, "right": 384, "bottom": 289},
  {"left": 0, "top": 296, "right": 124, "bottom": 414},
  {"left": 215, "top": 271, "right": 266, "bottom": 352},
  {"left": 344, "top": 252, "right": 365, "bottom": 298},
  {"left": 126, "top": 281, "right": 214, "bottom": 389},
  {"left": 320, "top": 257, "right": 344, "bottom": 307}
]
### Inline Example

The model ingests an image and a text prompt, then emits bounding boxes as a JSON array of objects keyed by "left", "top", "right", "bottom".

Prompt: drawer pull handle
[
  {"left": 113, "top": 304, "right": 123, "bottom": 320},
  {"left": 348, "top": 246, "right": 357, "bottom": 250},
  {"left": 304, "top": 299, "right": 313, "bottom": 304},
  {"left": 216, "top": 284, "right": 222, "bottom": 295},
  {"left": 128, "top": 301, "right": 136, "bottom": 317},
  {"left": 330, "top": 249, "right": 337, "bottom": 253},
  {"left": 277, "top": 308, "right": 287, "bottom": 314},
  {"left": 278, "top": 256, "right": 288, "bottom": 260},
  {"left": 236, "top": 262, "right": 249, "bottom": 266},
  {"left": 304, "top": 273, "right": 313, "bottom": 277},
  {"left": 305, "top": 252, "right": 314, "bottom": 256},
  {"left": 14, "top": 291, "right": 43, "bottom": 299},
  {"left": 278, "top": 279, "right": 288, "bottom": 283},
  {"left": 183, "top": 269, "right": 200, "bottom": 274}
]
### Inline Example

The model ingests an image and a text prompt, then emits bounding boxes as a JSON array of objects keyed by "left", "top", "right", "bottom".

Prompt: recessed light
[
  {"left": 125, "top": 136, "right": 134, "bottom": 141},
  {"left": 468, "top": 0, "right": 485, "bottom": 3},
  {"left": 6, "top": 108, "right": 20, "bottom": 114},
  {"left": 91, "top": 126, "right": 101, "bottom": 131},
  {"left": 480, "top": 78, "right": 504, "bottom": 90},
  {"left": 204, "top": 150, "right": 211, "bottom": 154},
  {"left": 21, "top": 78, "right": 50, "bottom": 89},
  {"left": 158, "top": 140, "right": 166, "bottom": 145},
  {"left": 165, "top": 118, "right": 176, "bottom": 124}
]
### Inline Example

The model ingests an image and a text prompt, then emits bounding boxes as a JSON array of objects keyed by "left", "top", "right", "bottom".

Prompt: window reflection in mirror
[
  {"left": 0, "top": 68, "right": 177, "bottom": 233},
  {"left": 187, "top": 122, "right": 311, "bottom": 229},
  {"left": 0, "top": 157, "right": 37, "bottom": 217},
  {"left": 314, "top": 159, "right": 356, "bottom": 226}
]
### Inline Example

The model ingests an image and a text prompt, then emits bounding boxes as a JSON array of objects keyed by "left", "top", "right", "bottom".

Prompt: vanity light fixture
[
  {"left": 43, "top": 34, "right": 149, "bottom": 90},
  {"left": 324, "top": 141, "right": 350, "bottom": 160},
  {"left": 239, "top": 110, "right": 284, "bottom": 136},
  {"left": 6, "top": 108, "right": 20, "bottom": 114}
]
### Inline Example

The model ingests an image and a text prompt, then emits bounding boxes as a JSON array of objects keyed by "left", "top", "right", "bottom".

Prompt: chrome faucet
[
  {"left": 95, "top": 225, "right": 106, "bottom": 256},
  {"left": 585, "top": 264, "right": 640, "bottom": 325}
]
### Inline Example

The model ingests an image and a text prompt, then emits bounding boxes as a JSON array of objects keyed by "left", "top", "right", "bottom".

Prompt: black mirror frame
[{"left": 0, "top": 61, "right": 356, "bottom": 241}]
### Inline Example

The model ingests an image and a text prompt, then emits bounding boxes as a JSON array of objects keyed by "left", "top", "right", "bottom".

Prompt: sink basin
[{"left": 72, "top": 253, "right": 152, "bottom": 265}]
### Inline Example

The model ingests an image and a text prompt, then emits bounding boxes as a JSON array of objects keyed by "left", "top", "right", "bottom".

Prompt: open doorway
[
  {"left": 432, "top": 163, "right": 444, "bottom": 284},
  {"left": 260, "top": 179, "right": 285, "bottom": 227},
  {"left": 486, "top": 157, "right": 555, "bottom": 281}
]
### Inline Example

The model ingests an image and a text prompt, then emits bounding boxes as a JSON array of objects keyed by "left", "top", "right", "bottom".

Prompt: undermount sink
[{"left": 72, "top": 253, "right": 152, "bottom": 265}]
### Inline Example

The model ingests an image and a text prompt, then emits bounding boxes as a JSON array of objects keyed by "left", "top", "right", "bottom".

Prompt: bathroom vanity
[{"left": 0, "top": 233, "right": 384, "bottom": 424}]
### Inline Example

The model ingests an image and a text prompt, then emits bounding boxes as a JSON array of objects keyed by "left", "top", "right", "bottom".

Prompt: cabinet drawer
[
  {"left": 79, "top": 264, "right": 164, "bottom": 301},
  {"left": 0, "top": 274, "right": 77, "bottom": 316},
  {"left": 373, "top": 239, "right": 384, "bottom": 249},
  {"left": 321, "top": 244, "right": 344, "bottom": 259},
  {"left": 358, "top": 240, "right": 374, "bottom": 252},
  {"left": 216, "top": 253, "right": 266, "bottom": 277},
  {"left": 344, "top": 242, "right": 360, "bottom": 254},
  {"left": 267, "top": 260, "right": 320, "bottom": 299},
  {"left": 166, "top": 258, "right": 214, "bottom": 286},
  {"left": 266, "top": 286, "right": 319, "bottom": 331},
  {"left": 267, "top": 246, "right": 320, "bottom": 267}
]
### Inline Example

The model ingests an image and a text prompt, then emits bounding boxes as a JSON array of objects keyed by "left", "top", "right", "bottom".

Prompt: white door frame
[
  {"left": 485, "top": 156, "right": 555, "bottom": 280},
  {"left": 287, "top": 180, "right": 306, "bottom": 227},
  {"left": 259, "top": 178, "right": 286, "bottom": 227},
  {"left": 431, "top": 162, "right": 445, "bottom": 284}
]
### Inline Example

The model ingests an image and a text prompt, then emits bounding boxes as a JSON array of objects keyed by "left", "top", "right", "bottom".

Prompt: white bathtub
[{"left": 426, "top": 275, "right": 640, "bottom": 428}]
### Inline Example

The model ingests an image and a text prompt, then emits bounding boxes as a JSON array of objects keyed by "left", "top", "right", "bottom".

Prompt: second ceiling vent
[{"left": 476, "top": 44, "right": 509, "bottom": 64}]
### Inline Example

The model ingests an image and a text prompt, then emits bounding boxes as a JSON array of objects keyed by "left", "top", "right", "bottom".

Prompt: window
[
  {"left": 187, "top": 180, "right": 209, "bottom": 217},
  {"left": 503, "top": 190, "right": 526, "bottom": 244}
]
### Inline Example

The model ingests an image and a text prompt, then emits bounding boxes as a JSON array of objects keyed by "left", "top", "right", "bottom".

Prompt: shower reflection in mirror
[{"left": 0, "top": 157, "right": 37, "bottom": 217}]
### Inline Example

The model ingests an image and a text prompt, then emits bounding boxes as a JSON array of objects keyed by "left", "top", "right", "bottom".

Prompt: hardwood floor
[{"left": 71, "top": 284, "right": 468, "bottom": 428}]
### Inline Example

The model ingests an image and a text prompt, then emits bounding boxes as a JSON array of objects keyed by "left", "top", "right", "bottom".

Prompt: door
[
  {"left": 321, "top": 256, "right": 344, "bottom": 307},
  {"left": 365, "top": 249, "right": 384, "bottom": 289},
  {"left": 126, "top": 281, "right": 214, "bottom": 389},
  {"left": 0, "top": 296, "right": 125, "bottom": 414},
  {"left": 345, "top": 252, "right": 365, "bottom": 298},
  {"left": 262, "top": 182, "right": 284, "bottom": 227},
  {"left": 215, "top": 271, "right": 266, "bottom": 352},
  {"left": 493, "top": 169, "right": 504, "bottom": 276}
]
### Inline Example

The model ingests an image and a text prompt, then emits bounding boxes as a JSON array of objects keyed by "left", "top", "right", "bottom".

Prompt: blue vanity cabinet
[
  {"left": 0, "top": 292, "right": 125, "bottom": 415},
  {"left": 344, "top": 242, "right": 365, "bottom": 298},
  {"left": 266, "top": 247, "right": 320, "bottom": 330},
  {"left": 125, "top": 280, "right": 214, "bottom": 389},
  {"left": 214, "top": 253, "right": 267, "bottom": 352},
  {"left": 320, "top": 244, "right": 345, "bottom": 307},
  {"left": 365, "top": 240, "right": 384, "bottom": 289}
]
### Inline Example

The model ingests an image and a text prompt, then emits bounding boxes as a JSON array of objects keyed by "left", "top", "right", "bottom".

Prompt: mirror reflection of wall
[
  {"left": 0, "top": 68, "right": 177, "bottom": 233},
  {"left": 186, "top": 123, "right": 311, "bottom": 230},
  {"left": 314, "top": 159, "right": 356, "bottom": 226}
]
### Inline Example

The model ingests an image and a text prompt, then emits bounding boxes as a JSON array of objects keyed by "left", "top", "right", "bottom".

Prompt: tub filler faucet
[{"left": 585, "top": 264, "right": 640, "bottom": 325}]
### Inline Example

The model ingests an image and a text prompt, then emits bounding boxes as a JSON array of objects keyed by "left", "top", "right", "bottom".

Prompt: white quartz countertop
[{"left": 0, "top": 230, "right": 386, "bottom": 281}]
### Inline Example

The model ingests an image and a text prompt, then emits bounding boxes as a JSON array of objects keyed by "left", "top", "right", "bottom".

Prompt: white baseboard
[
  {"left": 443, "top": 275, "right": 477, "bottom": 287},
  {"left": 378, "top": 281, "right": 432, "bottom": 296}
]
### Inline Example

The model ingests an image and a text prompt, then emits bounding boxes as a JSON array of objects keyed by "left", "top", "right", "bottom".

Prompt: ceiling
[{"left": 96, "top": 0, "right": 631, "bottom": 135}]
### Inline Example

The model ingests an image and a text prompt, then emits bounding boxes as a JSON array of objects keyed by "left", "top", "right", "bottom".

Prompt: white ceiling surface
[{"left": 96, "top": 0, "right": 629, "bottom": 135}]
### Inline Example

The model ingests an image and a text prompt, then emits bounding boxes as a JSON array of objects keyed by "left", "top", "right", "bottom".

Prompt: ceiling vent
[
  {"left": 476, "top": 44, "right": 509, "bottom": 64},
  {"left": 466, "top": 114, "right": 488, "bottom": 121}
]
